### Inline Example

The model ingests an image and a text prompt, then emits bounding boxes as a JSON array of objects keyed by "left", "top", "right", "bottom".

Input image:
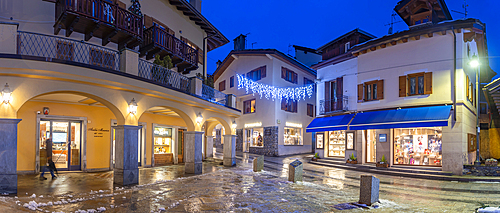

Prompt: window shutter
[
  {"left": 261, "top": 66, "right": 266, "bottom": 78},
  {"left": 357, "top": 84, "right": 364, "bottom": 102},
  {"left": 376, "top": 80, "right": 384, "bottom": 100},
  {"left": 293, "top": 72, "right": 298, "bottom": 84},
  {"left": 336, "top": 77, "right": 343, "bottom": 109},
  {"left": 144, "top": 14, "right": 154, "bottom": 28},
  {"left": 399, "top": 76, "right": 407, "bottom": 97},
  {"left": 281, "top": 67, "right": 286, "bottom": 79},
  {"left": 466, "top": 76, "right": 470, "bottom": 100},
  {"left": 424, "top": 72, "right": 432, "bottom": 94}
]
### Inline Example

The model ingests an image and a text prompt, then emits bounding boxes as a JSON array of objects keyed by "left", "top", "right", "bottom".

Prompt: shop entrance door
[
  {"left": 39, "top": 120, "right": 82, "bottom": 171},
  {"left": 177, "top": 129, "right": 184, "bottom": 163},
  {"left": 365, "top": 130, "right": 377, "bottom": 163}
]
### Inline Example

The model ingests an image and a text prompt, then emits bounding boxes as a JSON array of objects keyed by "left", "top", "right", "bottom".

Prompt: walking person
[{"left": 40, "top": 138, "right": 57, "bottom": 180}]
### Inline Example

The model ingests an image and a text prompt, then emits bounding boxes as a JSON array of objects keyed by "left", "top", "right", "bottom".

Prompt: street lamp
[
  {"left": 128, "top": 98, "right": 138, "bottom": 114},
  {"left": 470, "top": 55, "right": 481, "bottom": 165},
  {"left": 232, "top": 121, "right": 237, "bottom": 129},
  {"left": 196, "top": 112, "right": 203, "bottom": 124},
  {"left": 1, "top": 83, "right": 12, "bottom": 104}
]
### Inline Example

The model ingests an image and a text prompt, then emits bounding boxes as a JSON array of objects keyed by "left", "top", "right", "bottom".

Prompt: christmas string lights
[{"left": 236, "top": 74, "right": 314, "bottom": 102}]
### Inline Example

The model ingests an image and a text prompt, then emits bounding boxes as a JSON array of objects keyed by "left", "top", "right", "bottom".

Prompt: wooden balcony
[
  {"left": 54, "top": 0, "right": 143, "bottom": 49},
  {"left": 140, "top": 24, "right": 199, "bottom": 73}
]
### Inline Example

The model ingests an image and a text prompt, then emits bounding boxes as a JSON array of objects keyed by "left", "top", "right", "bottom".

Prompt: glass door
[
  {"left": 39, "top": 120, "right": 82, "bottom": 171},
  {"left": 366, "top": 130, "right": 377, "bottom": 163}
]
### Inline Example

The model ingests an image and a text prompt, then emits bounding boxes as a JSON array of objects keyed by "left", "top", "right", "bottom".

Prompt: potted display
[
  {"left": 485, "top": 158, "right": 498, "bottom": 166},
  {"left": 346, "top": 153, "right": 357, "bottom": 164},
  {"left": 312, "top": 153, "right": 320, "bottom": 161},
  {"left": 376, "top": 155, "right": 390, "bottom": 168}
]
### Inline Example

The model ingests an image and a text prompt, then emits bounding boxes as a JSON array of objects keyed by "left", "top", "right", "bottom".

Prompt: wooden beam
[
  {"left": 391, "top": 41, "right": 397, "bottom": 45},
  {"left": 402, "top": 38, "right": 408, "bottom": 43},
  {"left": 441, "top": 30, "right": 447, "bottom": 35},
  {"left": 118, "top": 36, "right": 134, "bottom": 50},
  {"left": 361, "top": 50, "right": 367, "bottom": 54},
  {"left": 428, "top": 33, "right": 433, "bottom": 37},
  {"left": 457, "top": 28, "right": 462, "bottom": 33},
  {"left": 85, "top": 21, "right": 100, "bottom": 41},
  {"left": 380, "top": 44, "right": 386, "bottom": 48},
  {"left": 370, "top": 47, "right": 376, "bottom": 51},
  {"left": 65, "top": 16, "right": 79, "bottom": 37},
  {"left": 353, "top": 52, "right": 360, "bottom": 57},
  {"left": 414, "top": 35, "right": 420, "bottom": 40},
  {"left": 53, "top": 13, "right": 67, "bottom": 35},
  {"left": 102, "top": 30, "right": 117, "bottom": 46}
]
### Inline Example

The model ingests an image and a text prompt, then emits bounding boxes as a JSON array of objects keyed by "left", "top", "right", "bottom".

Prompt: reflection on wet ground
[{"left": 2, "top": 153, "right": 500, "bottom": 212}]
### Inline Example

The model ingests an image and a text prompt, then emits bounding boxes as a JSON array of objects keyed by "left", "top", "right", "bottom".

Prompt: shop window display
[
  {"left": 154, "top": 127, "right": 172, "bottom": 154},
  {"left": 394, "top": 127, "right": 442, "bottom": 166},
  {"left": 284, "top": 127, "right": 302, "bottom": 145},
  {"left": 328, "top": 131, "right": 345, "bottom": 157},
  {"left": 246, "top": 128, "right": 264, "bottom": 147}
]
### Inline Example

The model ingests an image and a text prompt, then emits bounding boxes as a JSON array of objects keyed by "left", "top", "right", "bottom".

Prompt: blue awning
[
  {"left": 349, "top": 105, "right": 452, "bottom": 130},
  {"left": 306, "top": 114, "right": 354, "bottom": 133}
]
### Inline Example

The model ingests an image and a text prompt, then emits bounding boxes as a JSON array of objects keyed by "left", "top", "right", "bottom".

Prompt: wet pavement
[{"left": 1, "top": 153, "right": 499, "bottom": 212}]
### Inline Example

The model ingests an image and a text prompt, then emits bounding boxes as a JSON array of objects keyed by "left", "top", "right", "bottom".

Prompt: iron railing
[
  {"left": 138, "top": 59, "right": 191, "bottom": 93},
  {"left": 55, "top": 0, "right": 143, "bottom": 37},
  {"left": 202, "top": 83, "right": 228, "bottom": 106},
  {"left": 17, "top": 31, "right": 120, "bottom": 71},
  {"left": 319, "top": 96, "right": 348, "bottom": 115},
  {"left": 142, "top": 24, "right": 198, "bottom": 66}
]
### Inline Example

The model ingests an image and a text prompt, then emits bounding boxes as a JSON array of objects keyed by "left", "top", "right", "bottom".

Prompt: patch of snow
[
  {"left": 30, "top": 194, "right": 36, "bottom": 198},
  {"left": 478, "top": 207, "right": 500, "bottom": 213},
  {"left": 97, "top": 207, "right": 106, "bottom": 211}
]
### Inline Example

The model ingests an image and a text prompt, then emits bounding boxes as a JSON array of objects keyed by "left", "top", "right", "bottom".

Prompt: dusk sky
[{"left": 202, "top": 0, "right": 500, "bottom": 78}]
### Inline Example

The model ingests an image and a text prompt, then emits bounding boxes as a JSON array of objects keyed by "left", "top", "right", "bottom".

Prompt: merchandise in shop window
[
  {"left": 394, "top": 127, "right": 442, "bottom": 166},
  {"left": 154, "top": 127, "right": 172, "bottom": 154},
  {"left": 328, "top": 130, "right": 345, "bottom": 157}
]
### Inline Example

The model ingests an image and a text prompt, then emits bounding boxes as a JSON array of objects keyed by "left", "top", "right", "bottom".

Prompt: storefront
[
  {"left": 153, "top": 125, "right": 174, "bottom": 166},
  {"left": 306, "top": 114, "right": 354, "bottom": 159},
  {"left": 326, "top": 130, "right": 345, "bottom": 157},
  {"left": 284, "top": 126, "right": 302, "bottom": 146},
  {"left": 394, "top": 127, "right": 442, "bottom": 166}
]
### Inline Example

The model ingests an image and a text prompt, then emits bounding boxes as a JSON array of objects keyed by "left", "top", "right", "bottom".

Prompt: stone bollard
[
  {"left": 288, "top": 159, "right": 303, "bottom": 182},
  {"left": 253, "top": 155, "right": 264, "bottom": 172},
  {"left": 359, "top": 175, "right": 380, "bottom": 206}
]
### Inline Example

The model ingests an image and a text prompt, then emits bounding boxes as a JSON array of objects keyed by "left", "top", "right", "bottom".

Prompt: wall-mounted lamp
[
  {"left": 469, "top": 55, "right": 480, "bottom": 68},
  {"left": 232, "top": 121, "right": 237, "bottom": 129},
  {"left": 196, "top": 112, "right": 203, "bottom": 124},
  {"left": 128, "top": 98, "right": 138, "bottom": 114},
  {"left": 2, "top": 83, "right": 12, "bottom": 104}
]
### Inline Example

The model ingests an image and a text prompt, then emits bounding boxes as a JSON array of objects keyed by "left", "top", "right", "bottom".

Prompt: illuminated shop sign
[
  {"left": 285, "top": 122, "right": 302, "bottom": 128},
  {"left": 244, "top": 122, "right": 262, "bottom": 128}
]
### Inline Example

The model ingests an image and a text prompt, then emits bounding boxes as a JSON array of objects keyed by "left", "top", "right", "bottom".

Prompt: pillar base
[
  {"left": 113, "top": 168, "right": 139, "bottom": 185},
  {"left": 223, "top": 157, "right": 236, "bottom": 167},
  {"left": 185, "top": 162, "right": 202, "bottom": 174},
  {"left": 0, "top": 174, "right": 17, "bottom": 194}
]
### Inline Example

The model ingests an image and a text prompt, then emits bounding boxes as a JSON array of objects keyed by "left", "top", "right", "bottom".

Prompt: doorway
[
  {"left": 39, "top": 119, "right": 83, "bottom": 171},
  {"left": 111, "top": 121, "right": 146, "bottom": 168},
  {"left": 177, "top": 129, "right": 184, "bottom": 163},
  {"left": 366, "top": 130, "right": 377, "bottom": 163}
]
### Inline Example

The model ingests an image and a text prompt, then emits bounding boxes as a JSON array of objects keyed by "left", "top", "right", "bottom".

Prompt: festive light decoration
[{"left": 236, "top": 74, "right": 313, "bottom": 102}]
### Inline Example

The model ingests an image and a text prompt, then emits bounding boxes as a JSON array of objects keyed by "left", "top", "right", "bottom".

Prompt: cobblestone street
[{"left": 2, "top": 154, "right": 500, "bottom": 212}]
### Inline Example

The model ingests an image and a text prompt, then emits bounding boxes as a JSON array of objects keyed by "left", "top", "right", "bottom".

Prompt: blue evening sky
[{"left": 202, "top": 0, "right": 500, "bottom": 78}]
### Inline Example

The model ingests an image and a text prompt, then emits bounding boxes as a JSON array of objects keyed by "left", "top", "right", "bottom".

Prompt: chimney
[
  {"left": 189, "top": 0, "right": 202, "bottom": 13},
  {"left": 216, "top": 60, "right": 222, "bottom": 68},
  {"left": 233, "top": 34, "right": 246, "bottom": 51}
]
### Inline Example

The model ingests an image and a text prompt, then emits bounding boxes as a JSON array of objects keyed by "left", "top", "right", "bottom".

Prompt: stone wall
[
  {"left": 249, "top": 126, "right": 279, "bottom": 156},
  {"left": 236, "top": 129, "right": 243, "bottom": 152},
  {"left": 463, "top": 164, "right": 500, "bottom": 176}
]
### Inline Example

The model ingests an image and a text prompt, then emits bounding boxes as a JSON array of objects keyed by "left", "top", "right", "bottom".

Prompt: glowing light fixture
[
  {"left": 196, "top": 113, "right": 203, "bottom": 124},
  {"left": 1, "top": 83, "right": 12, "bottom": 104},
  {"left": 232, "top": 121, "right": 237, "bottom": 129},
  {"left": 470, "top": 58, "right": 480, "bottom": 68},
  {"left": 128, "top": 98, "right": 138, "bottom": 114},
  {"left": 237, "top": 74, "right": 313, "bottom": 102},
  {"left": 244, "top": 122, "right": 262, "bottom": 128},
  {"left": 285, "top": 122, "right": 302, "bottom": 128}
]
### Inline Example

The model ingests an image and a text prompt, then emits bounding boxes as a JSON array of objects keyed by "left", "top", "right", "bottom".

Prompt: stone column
[
  {"left": 223, "top": 135, "right": 237, "bottom": 167},
  {"left": 185, "top": 131, "right": 203, "bottom": 174},
  {"left": 0, "top": 22, "right": 18, "bottom": 54},
  {"left": 114, "top": 125, "right": 141, "bottom": 185},
  {"left": 119, "top": 48, "right": 139, "bottom": 76},
  {"left": 206, "top": 136, "right": 214, "bottom": 158},
  {"left": 0, "top": 119, "right": 21, "bottom": 194}
]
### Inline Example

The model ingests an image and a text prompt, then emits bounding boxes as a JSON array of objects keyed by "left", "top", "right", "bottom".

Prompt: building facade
[
  {"left": 214, "top": 46, "right": 316, "bottom": 156},
  {"left": 307, "top": 0, "right": 495, "bottom": 175},
  {"left": 0, "top": 0, "right": 239, "bottom": 194}
]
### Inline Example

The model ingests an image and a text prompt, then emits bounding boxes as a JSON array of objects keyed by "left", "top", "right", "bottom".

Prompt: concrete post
[
  {"left": 359, "top": 175, "right": 380, "bottom": 206},
  {"left": 0, "top": 119, "right": 21, "bottom": 194},
  {"left": 185, "top": 131, "right": 203, "bottom": 174},
  {"left": 0, "top": 22, "right": 18, "bottom": 54},
  {"left": 189, "top": 77, "right": 203, "bottom": 96},
  {"left": 227, "top": 94, "right": 237, "bottom": 108},
  {"left": 223, "top": 135, "right": 237, "bottom": 167},
  {"left": 120, "top": 48, "right": 139, "bottom": 75},
  {"left": 206, "top": 135, "right": 214, "bottom": 158},
  {"left": 113, "top": 125, "right": 141, "bottom": 185},
  {"left": 288, "top": 160, "right": 303, "bottom": 182}
]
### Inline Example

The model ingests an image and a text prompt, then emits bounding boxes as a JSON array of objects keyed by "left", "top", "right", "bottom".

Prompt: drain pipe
[
  {"left": 203, "top": 34, "right": 216, "bottom": 79},
  {"left": 452, "top": 26, "right": 457, "bottom": 121}
]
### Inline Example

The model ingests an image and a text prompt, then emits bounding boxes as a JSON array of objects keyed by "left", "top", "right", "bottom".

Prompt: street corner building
[
  {"left": 306, "top": 0, "right": 496, "bottom": 175},
  {"left": 0, "top": 0, "right": 241, "bottom": 194},
  {"left": 213, "top": 35, "right": 317, "bottom": 156}
]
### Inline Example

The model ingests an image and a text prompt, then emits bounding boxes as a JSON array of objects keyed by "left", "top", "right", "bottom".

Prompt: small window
[
  {"left": 243, "top": 99, "right": 256, "bottom": 114},
  {"left": 230, "top": 76, "right": 234, "bottom": 88},
  {"left": 307, "top": 104, "right": 314, "bottom": 117},
  {"left": 219, "top": 80, "right": 226, "bottom": 91},
  {"left": 281, "top": 98, "right": 297, "bottom": 113},
  {"left": 281, "top": 67, "right": 298, "bottom": 84},
  {"left": 408, "top": 73, "right": 425, "bottom": 96},
  {"left": 246, "top": 66, "right": 266, "bottom": 81},
  {"left": 345, "top": 42, "right": 350, "bottom": 52},
  {"left": 365, "top": 82, "right": 377, "bottom": 101}
]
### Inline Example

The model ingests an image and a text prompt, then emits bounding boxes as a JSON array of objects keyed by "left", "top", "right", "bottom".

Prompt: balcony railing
[
  {"left": 138, "top": 59, "right": 190, "bottom": 93},
  {"left": 319, "top": 96, "right": 348, "bottom": 115},
  {"left": 202, "top": 84, "right": 228, "bottom": 106},
  {"left": 17, "top": 31, "right": 120, "bottom": 71},
  {"left": 141, "top": 24, "right": 198, "bottom": 69}
]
